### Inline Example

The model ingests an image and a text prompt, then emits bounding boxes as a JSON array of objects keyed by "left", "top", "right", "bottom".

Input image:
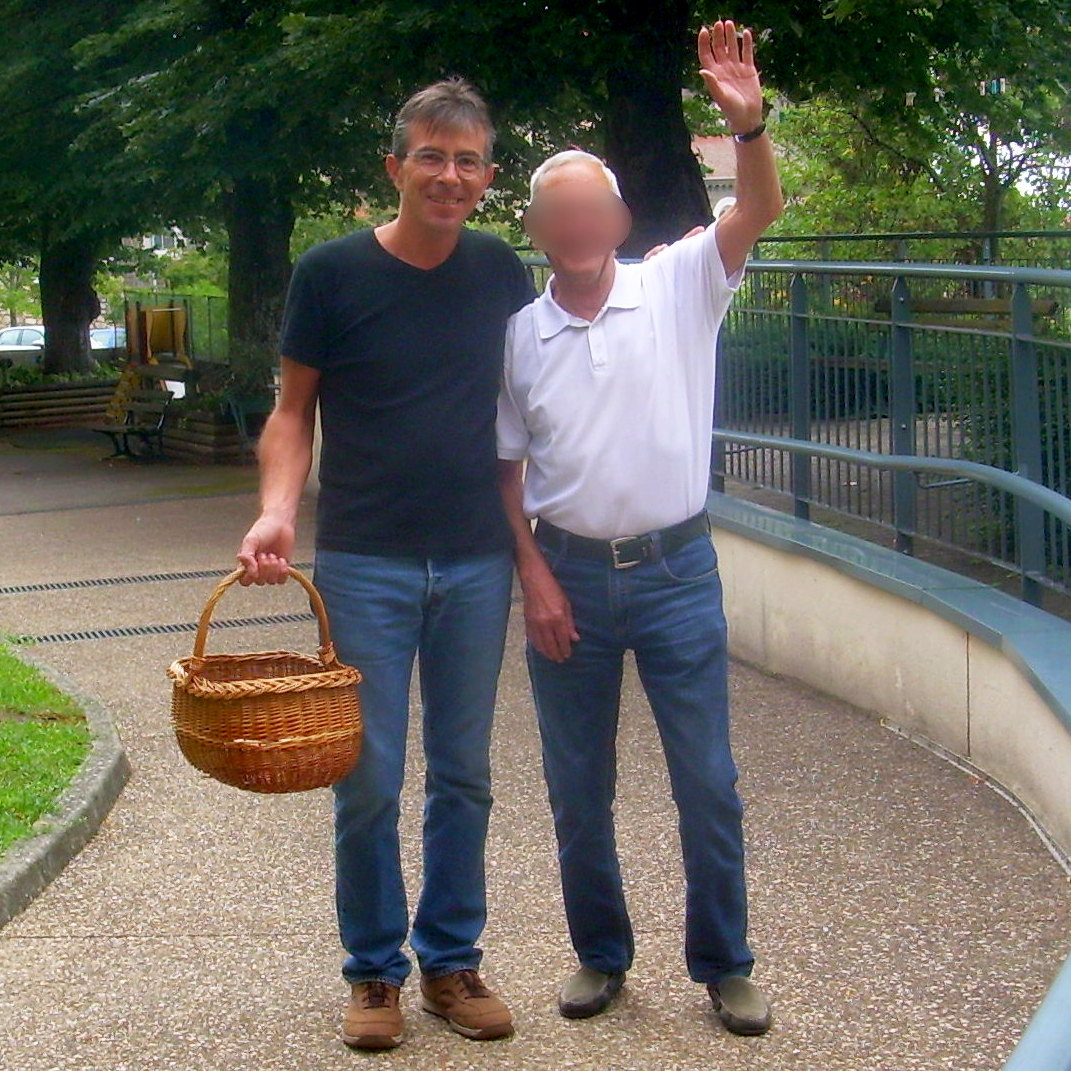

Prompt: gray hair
[
  {"left": 529, "top": 150, "right": 621, "bottom": 201},
  {"left": 391, "top": 77, "right": 496, "bottom": 159}
]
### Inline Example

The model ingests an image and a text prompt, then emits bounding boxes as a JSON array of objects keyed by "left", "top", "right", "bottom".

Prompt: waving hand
[{"left": 698, "top": 20, "right": 764, "bottom": 135}]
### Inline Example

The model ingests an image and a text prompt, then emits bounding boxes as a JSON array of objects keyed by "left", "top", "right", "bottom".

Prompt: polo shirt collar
[{"left": 535, "top": 261, "right": 642, "bottom": 339}]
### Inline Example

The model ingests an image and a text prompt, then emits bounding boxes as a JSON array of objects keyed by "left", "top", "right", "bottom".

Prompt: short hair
[
  {"left": 529, "top": 150, "right": 621, "bottom": 202},
  {"left": 391, "top": 77, "right": 496, "bottom": 159}
]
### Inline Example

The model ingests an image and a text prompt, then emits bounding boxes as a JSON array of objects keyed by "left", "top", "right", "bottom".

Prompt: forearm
[
  {"left": 729, "top": 130, "right": 783, "bottom": 232},
  {"left": 498, "top": 459, "right": 547, "bottom": 580},
  {"left": 256, "top": 406, "right": 315, "bottom": 524},
  {"left": 497, "top": 458, "right": 578, "bottom": 661}
]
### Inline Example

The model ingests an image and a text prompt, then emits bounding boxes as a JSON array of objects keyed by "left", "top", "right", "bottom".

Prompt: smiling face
[
  {"left": 386, "top": 120, "right": 495, "bottom": 236},
  {"left": 524, "top": 161, "right": 632, "bottom": 276}
]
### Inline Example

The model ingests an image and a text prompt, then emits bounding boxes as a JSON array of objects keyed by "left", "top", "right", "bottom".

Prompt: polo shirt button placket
[{"left": 588, "top": 321, "right": 608, "bottom": 371}]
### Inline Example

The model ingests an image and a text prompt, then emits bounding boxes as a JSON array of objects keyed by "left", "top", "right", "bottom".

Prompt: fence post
[
  {"left": 711, "top": 330, "right": 726, "bottom": 493},
  {"left": 889, "top": 275, "right": 917, "bottom": 554},
  {"left": 789, "top": 273, "right": 811, "bottom": 520},
  {"left": 1010, "top": 283, "right": 1045, "bottom": 605}
]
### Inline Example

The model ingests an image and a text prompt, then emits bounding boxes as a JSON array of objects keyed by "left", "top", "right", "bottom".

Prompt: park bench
[
  {"left": 872, "top": 295, "right": 1059, "bottom": 330},
  {"left": 93, "top": 384, "right": 173, "bottom": 459}
]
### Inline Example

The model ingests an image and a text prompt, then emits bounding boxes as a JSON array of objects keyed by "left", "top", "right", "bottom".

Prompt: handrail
[
  {"left": 523, "top": 246, "right": 1070, "bottom": 1070},
  {"left": 715, "top": 427, "right": 1071, "bottom": 1071},
  {"left": 520, "top": 250, "right": 1071, "bottom": 288},
  {"left": 1001, "top": 952, "right": 1071, "bottom": 1071},
  {"left": 758, "top": 229, "right": 1071, "bottom": 243},
  {"left": 712, "top": 430, "right": 1071, "bottom": 529},
  {"left": 748, "top": 259, "right": 1071, "bottom": 288}
]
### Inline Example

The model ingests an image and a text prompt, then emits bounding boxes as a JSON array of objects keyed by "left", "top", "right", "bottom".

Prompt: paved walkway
[{"left": 0, "top": 429, "right": 1068, "bottom": 1071}]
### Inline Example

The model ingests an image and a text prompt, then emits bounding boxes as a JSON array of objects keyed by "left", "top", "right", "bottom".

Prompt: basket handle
[{"left": 191, "top": 566, "right": 337, "bottom": 662}]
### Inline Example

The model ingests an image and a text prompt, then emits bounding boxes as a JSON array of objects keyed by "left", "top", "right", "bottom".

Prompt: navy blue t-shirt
[{"left": 281, "top": 227, "right": 534, "bottom": 557}]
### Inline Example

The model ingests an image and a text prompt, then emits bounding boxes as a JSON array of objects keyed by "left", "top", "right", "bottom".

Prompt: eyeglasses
[{"left": 400, "top": 149, "right": 490, "bottom": 178}]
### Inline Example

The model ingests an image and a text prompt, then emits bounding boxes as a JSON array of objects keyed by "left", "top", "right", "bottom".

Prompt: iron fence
[
  {"left": 122, "top": 290, "right": 229, "bottom": 364},
  {"left": 753, "top": 230, "right": 1071, "bottom": 269},
  {"left": 716, "top": 260, "right": 1071, "bottom": 603}
]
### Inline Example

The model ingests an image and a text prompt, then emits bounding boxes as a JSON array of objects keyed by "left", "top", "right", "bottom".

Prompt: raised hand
[{"left": 698, "top": 20, "right": 764, "bottom": 135}]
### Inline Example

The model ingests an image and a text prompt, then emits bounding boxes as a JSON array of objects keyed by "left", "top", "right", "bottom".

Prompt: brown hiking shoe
[
  {"left": 341, "top": 981, "right": 404, "bottom": 1050},
  {"left": 420, "top": 969, "right": 514, "bottom": 1040}
]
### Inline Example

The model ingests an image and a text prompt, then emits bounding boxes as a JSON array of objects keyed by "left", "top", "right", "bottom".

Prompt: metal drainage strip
[
  {"left": 0, "top": 562, "right": 315, "bottom": 597},
  {"left": 27, "top": 612, "right": 317, "bottom": 646}
]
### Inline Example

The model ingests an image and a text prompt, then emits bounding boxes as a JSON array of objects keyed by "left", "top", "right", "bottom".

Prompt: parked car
[
  {"left": 90, "top": 326, "right": 127, "bottom": 350},
  {"left": 0, "top": 325, "right": 45, "bottom": 350}
]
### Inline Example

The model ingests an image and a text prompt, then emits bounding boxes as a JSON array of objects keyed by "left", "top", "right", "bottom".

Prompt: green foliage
[
  {"left": 2, "top": 0, "right": 1069, "bottom": 382},
  {"left": 0, "top": 261, "right": 40, "bottom": 325},
  {"left": 0, "top": 645, "right": 90, "bottom": 856},
  {"left": 754, "top": 0, "right": 1071, "bottom": 238},
  {"left": 769, "top": 89, "right": 1071, "bottom": 240}
]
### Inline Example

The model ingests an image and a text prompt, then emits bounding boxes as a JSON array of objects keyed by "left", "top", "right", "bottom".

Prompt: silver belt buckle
[{"left": 610, "top": 535, "right": 646, "bottom": 569}]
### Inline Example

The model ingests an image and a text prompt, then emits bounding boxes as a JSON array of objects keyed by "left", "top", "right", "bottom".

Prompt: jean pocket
[{"left": 658, "top": 536, "right": 719, "bottom": 582}]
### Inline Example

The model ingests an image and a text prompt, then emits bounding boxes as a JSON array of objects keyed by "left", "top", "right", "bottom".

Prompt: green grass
[{"left": 0, "top": 644, "right": 91, "bottom": 856}]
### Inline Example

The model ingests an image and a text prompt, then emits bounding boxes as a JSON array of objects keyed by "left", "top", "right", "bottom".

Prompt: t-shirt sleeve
[
  {"left": 506, "top": 248, "right": 538, "bottom": 315},
  {"left": 279, "top": 251, "right": 329, "bottom": 369},
  {"left": 496, "top": 315, "right": 530, "bottom": 461}
]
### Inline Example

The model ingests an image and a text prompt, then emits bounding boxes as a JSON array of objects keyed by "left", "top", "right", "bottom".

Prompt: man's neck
[
  {"left": 549, "top": 256, "right": 617, "bottom": 322},
  {"left": 375, "top": 217, "right": 462, "bottom": 270}
]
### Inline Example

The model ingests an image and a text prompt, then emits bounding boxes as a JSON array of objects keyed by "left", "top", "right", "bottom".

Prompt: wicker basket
[{"left": 167, "top": 566, "right": 362, "bottom": 793}]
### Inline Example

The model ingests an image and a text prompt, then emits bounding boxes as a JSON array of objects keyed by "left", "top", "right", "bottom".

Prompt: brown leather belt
[{"left": 534, "top": 512, "right": 711, "bottom": 570}]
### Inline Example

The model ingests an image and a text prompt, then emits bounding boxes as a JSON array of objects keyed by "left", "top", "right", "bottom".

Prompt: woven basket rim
[{"left": 168, "top": 651, "right": 361, "bottom": 699}]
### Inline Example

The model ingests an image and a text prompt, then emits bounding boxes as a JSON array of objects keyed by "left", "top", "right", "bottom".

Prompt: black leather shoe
[
  {"left": 708, "top": 976, "right": 772, "bottom": 1036},
  {"left": 558, "top": 967, "right": 626, "bottom": 1019}
]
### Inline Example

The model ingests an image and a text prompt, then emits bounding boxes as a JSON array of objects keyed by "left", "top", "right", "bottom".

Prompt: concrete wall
[{"left": 712, "top": 508, "right": 1071, "bottom": 863}]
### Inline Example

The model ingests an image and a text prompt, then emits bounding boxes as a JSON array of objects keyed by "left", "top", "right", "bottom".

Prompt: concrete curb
[{"left": 0, "top": 651, "right": 130, "bottom": 930}]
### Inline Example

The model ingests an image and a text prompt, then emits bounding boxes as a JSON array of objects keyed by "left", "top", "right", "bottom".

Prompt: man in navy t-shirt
[{"left": 238, "top": 78, "right": 533, "bottom": 1050}]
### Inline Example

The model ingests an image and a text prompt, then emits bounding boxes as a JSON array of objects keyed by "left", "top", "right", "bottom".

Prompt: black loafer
[
  {"left": 708, "top": 976, "right": 772, "bottom": 1036},
  {"left": 558, "top": 967, "right": 626, "bottom": 1019}
]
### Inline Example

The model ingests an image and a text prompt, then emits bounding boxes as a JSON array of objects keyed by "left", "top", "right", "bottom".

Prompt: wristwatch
[{"left": 733, "top": 122, "right": 766, "bottom": 143}]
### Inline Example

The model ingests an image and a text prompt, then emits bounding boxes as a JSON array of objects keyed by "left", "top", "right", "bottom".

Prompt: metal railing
[
  {"left": 524, "top": 251, "right": 1070, "bottom": 1071},
  {"left": 122, "top": 290, "right": 229, "bottom": 364},
  {"left": 716, "top": 260, "right": 1071, "bottom": 604},
  {"left": 754, "top": 230, "right": 1071, "bottom": 269}
]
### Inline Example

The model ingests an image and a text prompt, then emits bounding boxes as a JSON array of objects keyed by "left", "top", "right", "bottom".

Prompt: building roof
[{"left": 692, "top": 135, "right": 736, "bottom": 179}]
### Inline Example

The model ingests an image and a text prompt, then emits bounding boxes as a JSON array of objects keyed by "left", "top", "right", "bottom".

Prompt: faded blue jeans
[
  {"left": 527, "top": 532, "right": 755, "bottom": 984},
  {"left": 315, "top": 548, "right": 513, "bottom": 985}
]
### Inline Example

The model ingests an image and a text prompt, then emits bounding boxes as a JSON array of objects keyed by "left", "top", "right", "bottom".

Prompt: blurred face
[
  {"left": 386, "top": 120, "right": 495, "bottom": 233},
  {"left": 523, "top": 163, "right": 632, "bottom": 271}
]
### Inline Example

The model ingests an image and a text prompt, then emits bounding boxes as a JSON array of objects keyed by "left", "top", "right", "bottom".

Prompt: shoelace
[
  {"left": 455, "top": 969, "right": 491, "bottom": 999},
  {"left": 362, "top": 981, "right": 392, "bottom": 1009}
]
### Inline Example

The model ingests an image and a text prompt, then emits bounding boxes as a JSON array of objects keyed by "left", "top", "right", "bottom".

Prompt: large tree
[
  {"left": 77, "top": 1, "right": 396, "bottom": 390},
  {"left": 70, "top": 0, "right": 1071, "bottom": 386},
  {"left": 0, "top": 1, "right": 149, "bottom": 374}
]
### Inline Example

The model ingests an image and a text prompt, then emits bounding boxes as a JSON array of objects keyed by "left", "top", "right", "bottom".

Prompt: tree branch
[{"left": 847, "top": 108, "right": 947, "bottom": 192}]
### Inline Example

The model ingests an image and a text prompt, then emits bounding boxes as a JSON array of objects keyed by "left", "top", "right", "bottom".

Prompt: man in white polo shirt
[{"left": 497, "top": 21, "right": 782, "bottom": 1035}]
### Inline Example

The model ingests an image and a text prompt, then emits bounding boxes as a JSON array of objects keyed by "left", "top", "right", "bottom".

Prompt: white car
[{"left": 0, "top": 325, "right": 44, "bottom": 350}]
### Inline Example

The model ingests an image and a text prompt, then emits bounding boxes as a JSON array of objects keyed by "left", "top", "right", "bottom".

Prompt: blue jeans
[
  {"left": 528, "top": 532, "right": 754, "bottom": 985},
  {"left": 315, "top": 548, "right": 514, "bottom": 985}
]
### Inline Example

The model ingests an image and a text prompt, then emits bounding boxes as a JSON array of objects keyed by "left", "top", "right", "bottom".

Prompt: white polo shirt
[{"left": 497, "top": 223, "right": 741, "bottom": 540}]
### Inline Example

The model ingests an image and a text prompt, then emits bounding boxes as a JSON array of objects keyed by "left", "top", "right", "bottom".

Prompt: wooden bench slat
[
  {"left": 874, "top": 296, "right": 1059, "bottom": 316},
  {"left": 92, "top": 386, "right": 173, "bottom": 458}
]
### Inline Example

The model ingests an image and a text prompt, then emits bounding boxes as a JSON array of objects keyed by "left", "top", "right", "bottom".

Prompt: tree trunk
[
  {"left": 221, "top": 174, "right": 295, "bottom": 393},
  {"left": 978, "top": 131, "right": 1005, "bottom": 263},
  {"left": 603, "top": 0, "right": 712, "bottom": 257},
  {"left": 38, "top": 235, "right": 100, "bottom": 376}
]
